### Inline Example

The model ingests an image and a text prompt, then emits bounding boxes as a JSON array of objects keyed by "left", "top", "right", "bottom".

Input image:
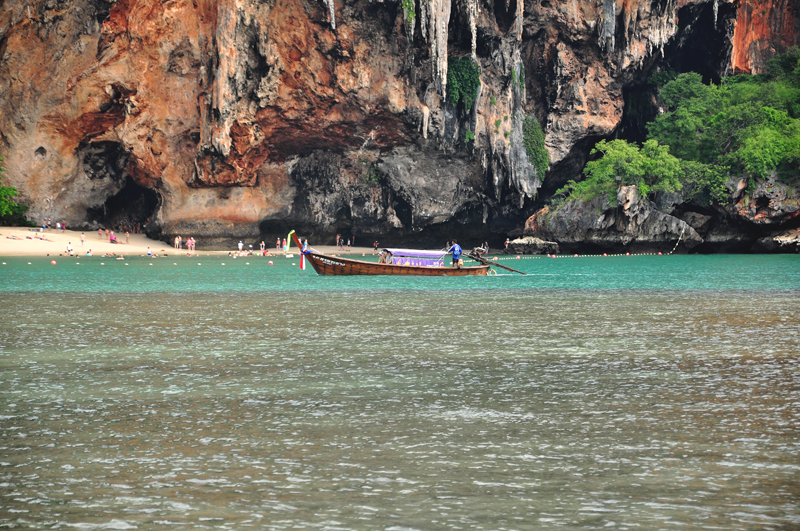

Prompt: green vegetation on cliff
[
  {"left": 401, "top": 0, "right": 415, "bottom": 22},
  {"left": 522, "top": 116, "right": 549, "bottom": 179},
  {"left": 555, "top": 139, "right": 683, "bottom": 203},
  {"left": 556, "top": 48, "right": 800, "bottom": 206},
  {"left": 447, "top": 56, "right": 481, "bottom": 111},
  {"left": 0, "top": 155, "right": 28, "bottom": 224}
]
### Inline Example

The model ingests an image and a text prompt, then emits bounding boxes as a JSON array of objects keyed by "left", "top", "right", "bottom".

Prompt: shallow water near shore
[{"left": 1, "top": 254, "right": 799, "bottom": 529}]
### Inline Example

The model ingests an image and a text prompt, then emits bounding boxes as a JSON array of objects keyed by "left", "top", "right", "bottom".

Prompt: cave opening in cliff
[
  {"left": 87, "top": 176, "right": 159, "bottom": 232},
  {"left": 493, "top": 0, "right": 517, "bottom": 34},
  {"left": 662, "top": 0, "right": 737, "bottom": 84},
  {"left": 616, "top": 0, "right": 736, "bottom": 145}
]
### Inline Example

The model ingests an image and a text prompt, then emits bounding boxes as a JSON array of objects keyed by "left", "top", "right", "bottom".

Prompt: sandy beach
[{"left": 0, "top": 226, "right": 377, "bottom": 257}]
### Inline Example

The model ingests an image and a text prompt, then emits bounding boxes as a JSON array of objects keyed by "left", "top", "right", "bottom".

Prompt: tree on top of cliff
[
  {"left": 447, "top": 56, "right": 481, "bottom": 111},
  {"left": 763, "top": 46, "right": 800, "bottom": 83},
  {"left": 648, "top": 51, "right": 800, "bottom": 183},
  {"left": 553, "top": 139, "right": 683, "bottom": 205},
  {"left": 555, "top": 50, "right": 800, "bottom": 211}
]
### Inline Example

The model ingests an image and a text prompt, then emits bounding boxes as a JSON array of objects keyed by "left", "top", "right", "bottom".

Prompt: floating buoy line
[{"left": 7, "top": 229, "right": 687, "bottom": 268}]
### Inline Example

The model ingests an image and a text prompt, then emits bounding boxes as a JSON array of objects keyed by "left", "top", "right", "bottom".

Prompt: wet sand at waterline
[{"left": 0, "top": 226, "right": 376, "bottom": 257}]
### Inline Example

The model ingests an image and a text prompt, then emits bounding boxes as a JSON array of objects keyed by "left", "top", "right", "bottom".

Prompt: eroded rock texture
[
  {"left": 524, "top": 177, "right": 800, "bottom": 254},
  {"left": 731, "top": 0, "right": 800, "bottom": 74},
  {"left": 0, "top": 0, "right": 795, "bottom": 248}
]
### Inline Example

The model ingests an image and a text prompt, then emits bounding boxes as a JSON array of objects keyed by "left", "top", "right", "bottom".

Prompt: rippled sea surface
[{"left": 1, "top": 254, "right": 799, "bottom": 529}]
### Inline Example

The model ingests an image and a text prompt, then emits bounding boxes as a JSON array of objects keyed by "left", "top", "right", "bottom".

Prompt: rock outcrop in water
[
  {"left": 0, "top": 0, "right": 797, "bottom": 249},
  {"left": 524, "top": 177, "right": 800, "bottom": 254},
  {"left": 505, "top": 236, "right": 559, "bottom": 255}
]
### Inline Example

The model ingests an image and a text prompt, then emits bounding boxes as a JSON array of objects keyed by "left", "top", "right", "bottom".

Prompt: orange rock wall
[
  {"left": 731, "top": 0, "right": 800, "bottom": 74},
  {"left": 0, "top": 0, "right": 750, "bottom": 243}
]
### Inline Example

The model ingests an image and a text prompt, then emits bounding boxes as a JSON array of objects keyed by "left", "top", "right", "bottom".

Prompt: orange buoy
[
  {"left": 268, "top": 261, "right": 273, "bottom": 265},
  {"left": 658, "top": 252, "right": 662, "bottom": 255},
  {"left": 626, "top": 252, "right": 630, "bottom": 256},
  {"left": 574, "top": 254, "right": 578, "bottom": 257},
  {"left": 50, "top": 260, "right": 56, "bottom": 265},
  {"left": 603, "top": 253, "right": 607, "bottom": 257},
  {"left": 516, "top": 255, "right": 521, "bottom": 259}
]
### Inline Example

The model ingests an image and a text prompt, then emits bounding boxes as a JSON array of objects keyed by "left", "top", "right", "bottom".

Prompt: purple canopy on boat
[
  {"left": 383, "top": 248, "right": 447, "bottom": 259},
  {"left": 382, "top": 248, "right": 448, "bottom": 267}
]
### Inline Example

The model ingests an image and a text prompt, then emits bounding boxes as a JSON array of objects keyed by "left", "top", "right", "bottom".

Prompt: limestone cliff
[
  {"left": 0, "top": 0, "right": 795, "bottom": 248},
  {"left": 731, "top": 0, "right": 800, "bottom": 74}
]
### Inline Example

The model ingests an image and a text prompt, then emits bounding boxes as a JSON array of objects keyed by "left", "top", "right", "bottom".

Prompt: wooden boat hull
[
  {"left": 290, "top": 232, "right": 490, "bottom": 276},
  {"left": 303, "top": 252, "right": 490, "bottom": 276}
]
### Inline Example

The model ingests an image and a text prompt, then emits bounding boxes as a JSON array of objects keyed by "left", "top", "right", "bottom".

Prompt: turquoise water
[
  {"left": 1, "top": 254, "right": 799, "bottom": 529},
  {"left": 1, "top": 253, "right": 799, "bottom": 291}
]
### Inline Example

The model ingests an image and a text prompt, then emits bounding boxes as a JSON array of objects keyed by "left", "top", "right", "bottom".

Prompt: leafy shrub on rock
[{"left": 447, "top": 56, "right": 481, "bottom": 111}]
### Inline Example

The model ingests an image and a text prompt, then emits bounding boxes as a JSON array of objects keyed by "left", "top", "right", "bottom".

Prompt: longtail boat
[{"left": 290, "top": 232, "right": 490, "bottom": 276}]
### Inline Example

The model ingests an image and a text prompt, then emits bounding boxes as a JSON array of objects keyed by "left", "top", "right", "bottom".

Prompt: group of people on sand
[
  {"left": 40, "top": 218, "right": 67, "bottom": 232},
  {"left": 50, "top": 246, "right": 120, "bottom": 259},
  {"left": 174, "top": 235, "right": 196, "bottom": 251},
  {"left": 96, "top": 228, "right": 129, "bottom": 245},
  {"left": 233, "top": 240, "right": 276, "bottom": 257},
  {"left": 335, "top": 234, "right": 352, "bottom": 251}
]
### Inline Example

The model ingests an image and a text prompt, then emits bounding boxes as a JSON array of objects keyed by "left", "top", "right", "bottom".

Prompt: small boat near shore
[{"left": 290, "top": 232, "right": 491, "bottom": 276}]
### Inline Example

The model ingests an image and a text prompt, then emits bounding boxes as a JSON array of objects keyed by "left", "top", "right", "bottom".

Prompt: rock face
[
  {"left": 524, "top": 186, "right": 703, "bottom": 253},
  {"left": 0, "top": 0, "right": 796, "bottom": 248},
  {"left": 525, "top": 178, "right": 800, "bottom": 254},
  {"left": 731, "top": 0, "right": 800, "bottom": 74},
  {"left": 506, "top": 236, "right": 559, "bottom": 255}
]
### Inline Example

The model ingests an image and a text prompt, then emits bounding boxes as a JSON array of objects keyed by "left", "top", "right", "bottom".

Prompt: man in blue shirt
[{"left": 448, "top": 240, "right": 462, "bottom": 267}]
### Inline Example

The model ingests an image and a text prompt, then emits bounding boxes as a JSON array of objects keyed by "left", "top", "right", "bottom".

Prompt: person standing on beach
[
  {"left": 98, "top": 228, "right": 103, "bottom": 240},
  {"left": 346, "top": 239, "right": 350, "bottom": 251},
  {"left": 67, "top": 242, "right": 72, "bottom": 255},
  {"left": 282, "top": 238, "right": 286, "bottom": 251},
  {"left": 260, "top": 241, "right": 265, "bottom": 254},
  {"left": 80, "top": 232, "right": 85, "bottom": 246},
  {"left": 238, "top": 241, "right": 244, "bottom": 252},
  {"left": 125, "top": 231, "right": 130, "bottom": 244}
]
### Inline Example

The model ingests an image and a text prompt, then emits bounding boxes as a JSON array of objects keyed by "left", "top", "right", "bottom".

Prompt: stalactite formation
[
  {"left": 323, "top": 0, "right": 336, "bottom": 29},
  {"left": 426, "top": 0, "right": 452, "bottom": 98},
  {"left": 469, "top": 0, "right": 478, "bottom": 57},
  {"left": 600, "top": 0, "right": 616, "bottom": 53}
]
